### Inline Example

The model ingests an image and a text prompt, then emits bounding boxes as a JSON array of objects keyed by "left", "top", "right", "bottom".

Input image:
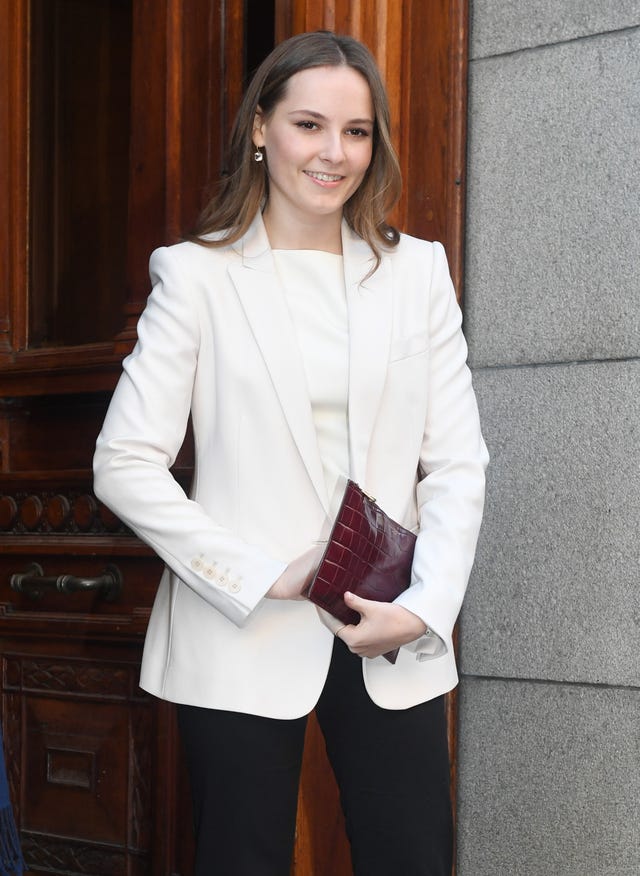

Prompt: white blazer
[{"left": 93, "top": 214, "right": 488, "bottom": 718}]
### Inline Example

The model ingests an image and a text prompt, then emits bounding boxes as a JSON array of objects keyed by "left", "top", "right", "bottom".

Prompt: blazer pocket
[{"left": 383, "top": 347, "right": 429, "bottom": 408}]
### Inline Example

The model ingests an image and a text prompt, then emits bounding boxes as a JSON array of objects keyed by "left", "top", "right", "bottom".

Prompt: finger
[
  {"left": 335, "top": 622, "right": 356, "bottom": 641},
  {"left": 344, "top": 591, "right": 369, "bottom": 614}
]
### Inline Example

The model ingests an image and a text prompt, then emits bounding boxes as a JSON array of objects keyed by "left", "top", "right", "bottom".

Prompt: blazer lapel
[
  {"left": 342, "top": 223, "right": 393, "bottom": 486},
  {"left": 228, "top": 216, "right": 331, "bottom": 514}
]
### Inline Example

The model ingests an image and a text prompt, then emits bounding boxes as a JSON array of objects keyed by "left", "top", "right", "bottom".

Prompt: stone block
[
  {"left": 464, "top": 29, "right": 640, "bottom": 368},
  {"left": 470, "top": 0, "right": 640, "bottom": 58},
  {"left": 456, "top": 677, "right": 640, "bottom": 875},
  {"left": 461, "top": 360, "right": 640, "bottom": 686}
]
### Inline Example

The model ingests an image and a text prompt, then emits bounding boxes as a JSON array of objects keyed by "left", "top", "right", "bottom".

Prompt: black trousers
[{"left": 177, "top": 639, "right": 452, "bottom": 876}]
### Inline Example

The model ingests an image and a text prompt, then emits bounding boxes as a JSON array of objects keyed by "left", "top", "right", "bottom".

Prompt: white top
[
  {"left": 273, "top": 249, "right": 349, "bottom": 513},
  {"left": 273, "top": 248, "right": 443, "bottom": 661}
]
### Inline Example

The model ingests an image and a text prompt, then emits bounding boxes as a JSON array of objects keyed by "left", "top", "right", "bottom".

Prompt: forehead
[{"left": 278, "top": 65, "right": 374, "bottom": 116}]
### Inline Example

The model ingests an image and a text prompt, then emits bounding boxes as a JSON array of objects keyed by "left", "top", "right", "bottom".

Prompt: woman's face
[{"left": 253, "top": 65, "right": 374, "bottom": 230}]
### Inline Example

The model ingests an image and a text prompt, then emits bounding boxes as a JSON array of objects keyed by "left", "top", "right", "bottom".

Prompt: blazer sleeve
[
  {"left": 93, "top": 246, "right": 287, "bottom": 627},
  {"left": 394, "top": 241, "right": 489, "bottom": 656}
]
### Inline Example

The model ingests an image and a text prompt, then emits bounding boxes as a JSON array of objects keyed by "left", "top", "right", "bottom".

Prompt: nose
[{"left": 320, "top": 131, "right": 345, "bottom": 164}]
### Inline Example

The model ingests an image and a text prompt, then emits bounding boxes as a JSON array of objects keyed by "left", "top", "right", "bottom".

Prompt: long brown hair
[{"left": 189, "top": 31, "right": 402, "bottom": 267}]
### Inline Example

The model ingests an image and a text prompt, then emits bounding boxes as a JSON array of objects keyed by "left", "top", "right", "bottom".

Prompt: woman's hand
[
  {"left": 266, "top": 545, "right": 324, "bottom": 600},
  {"left": 336, "top": 592, "right": 428, "bottom": 658}
]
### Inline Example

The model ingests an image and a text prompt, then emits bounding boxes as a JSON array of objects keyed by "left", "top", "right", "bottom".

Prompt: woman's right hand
[{"left": 266, "top": 545, "right": 324, "bottom": 600}]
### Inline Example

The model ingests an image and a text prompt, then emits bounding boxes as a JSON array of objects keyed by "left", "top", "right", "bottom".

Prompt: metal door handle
[{"left": 11, "top": 563, "right": 123, "bottom": 601}]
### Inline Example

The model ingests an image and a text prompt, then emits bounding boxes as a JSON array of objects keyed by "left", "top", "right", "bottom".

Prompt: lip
[{"left": 303, "top": 170, "right": 345, "bottom": 187}]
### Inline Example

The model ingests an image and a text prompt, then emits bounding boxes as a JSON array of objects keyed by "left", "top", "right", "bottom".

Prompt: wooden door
[
  {"left": 0, "top": 1, "right": 236, "bottom": 873},
  {"left": 0, "top": 1, "right": 468, "bottom": 874}
]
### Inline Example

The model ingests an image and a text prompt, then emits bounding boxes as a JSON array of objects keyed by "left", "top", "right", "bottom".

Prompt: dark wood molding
[
  {"left": 0, "top": 490, "right": 129, "bottom": 536},
  {"left": 0, "top": 0, "right": 29, "bottom": 356}
]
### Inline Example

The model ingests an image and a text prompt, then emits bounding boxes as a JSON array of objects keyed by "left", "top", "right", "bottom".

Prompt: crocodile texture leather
[{"left": 306, "top": 480, "right": 417, "bottom": 664}]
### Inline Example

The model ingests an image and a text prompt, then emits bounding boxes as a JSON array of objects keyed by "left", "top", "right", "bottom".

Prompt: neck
[{"left": 261, "top": 206, "right": 343, "bottom": 254}]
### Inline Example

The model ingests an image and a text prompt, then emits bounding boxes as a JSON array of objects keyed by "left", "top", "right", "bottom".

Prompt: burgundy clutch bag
[{"left": 305, "top": 480, "right": 417, "bottom": 664}]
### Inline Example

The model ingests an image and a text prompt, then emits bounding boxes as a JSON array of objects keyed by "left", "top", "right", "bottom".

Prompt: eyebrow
[{"left": 288, "top": 109, "right": 374, "bottom": 125}]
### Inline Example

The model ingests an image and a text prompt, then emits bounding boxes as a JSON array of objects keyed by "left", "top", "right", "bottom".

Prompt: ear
[{"left": 252, "top": 106, "right": 266, "bottom": 148}]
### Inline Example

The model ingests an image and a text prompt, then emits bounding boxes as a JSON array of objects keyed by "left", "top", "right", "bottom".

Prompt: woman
[{"left": 94, "top": 30, "right": 488, "bottom": 876}]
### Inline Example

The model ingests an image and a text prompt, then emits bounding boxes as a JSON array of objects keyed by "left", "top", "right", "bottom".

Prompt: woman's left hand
[{"left": 336, "top": 592, "right": 428, "bottom": 659}]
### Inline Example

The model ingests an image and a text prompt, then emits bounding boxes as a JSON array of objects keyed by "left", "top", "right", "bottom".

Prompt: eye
[
  {"left": 346, "top": 127, "right": 370, "bottom": 138},
  {"left": 295, "top": 120, "right": 319, "bottom": 131}
]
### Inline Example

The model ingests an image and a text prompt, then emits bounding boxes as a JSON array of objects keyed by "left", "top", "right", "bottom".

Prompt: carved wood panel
[
  {"left": 2, "top": 649, "right": 154, "bottom": 876},
  {"left": 0, "top": 0, "right": 239, "bottom": 395}
]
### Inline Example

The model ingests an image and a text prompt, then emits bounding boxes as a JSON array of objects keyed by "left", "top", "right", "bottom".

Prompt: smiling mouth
[{"left": 304, "top": 171, "right": 344, "bottom": 182}]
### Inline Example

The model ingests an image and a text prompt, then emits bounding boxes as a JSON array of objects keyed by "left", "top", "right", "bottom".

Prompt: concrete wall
[{"left": 458, "top": 3, "right": 640, "bottom": 873}]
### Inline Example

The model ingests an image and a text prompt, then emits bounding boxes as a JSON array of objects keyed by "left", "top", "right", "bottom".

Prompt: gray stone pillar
[{"left": 458, "top": 3, "right": 640, "bottom": 873}]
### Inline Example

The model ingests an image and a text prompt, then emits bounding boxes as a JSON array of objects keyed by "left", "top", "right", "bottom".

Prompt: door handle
[{"left": 10, "top": 563, "right": 123, "bottom": 602}]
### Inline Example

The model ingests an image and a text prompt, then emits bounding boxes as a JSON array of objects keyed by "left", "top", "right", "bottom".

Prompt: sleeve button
[{"left": 191, "top": 557, "right": 203, "bottom": 572}]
